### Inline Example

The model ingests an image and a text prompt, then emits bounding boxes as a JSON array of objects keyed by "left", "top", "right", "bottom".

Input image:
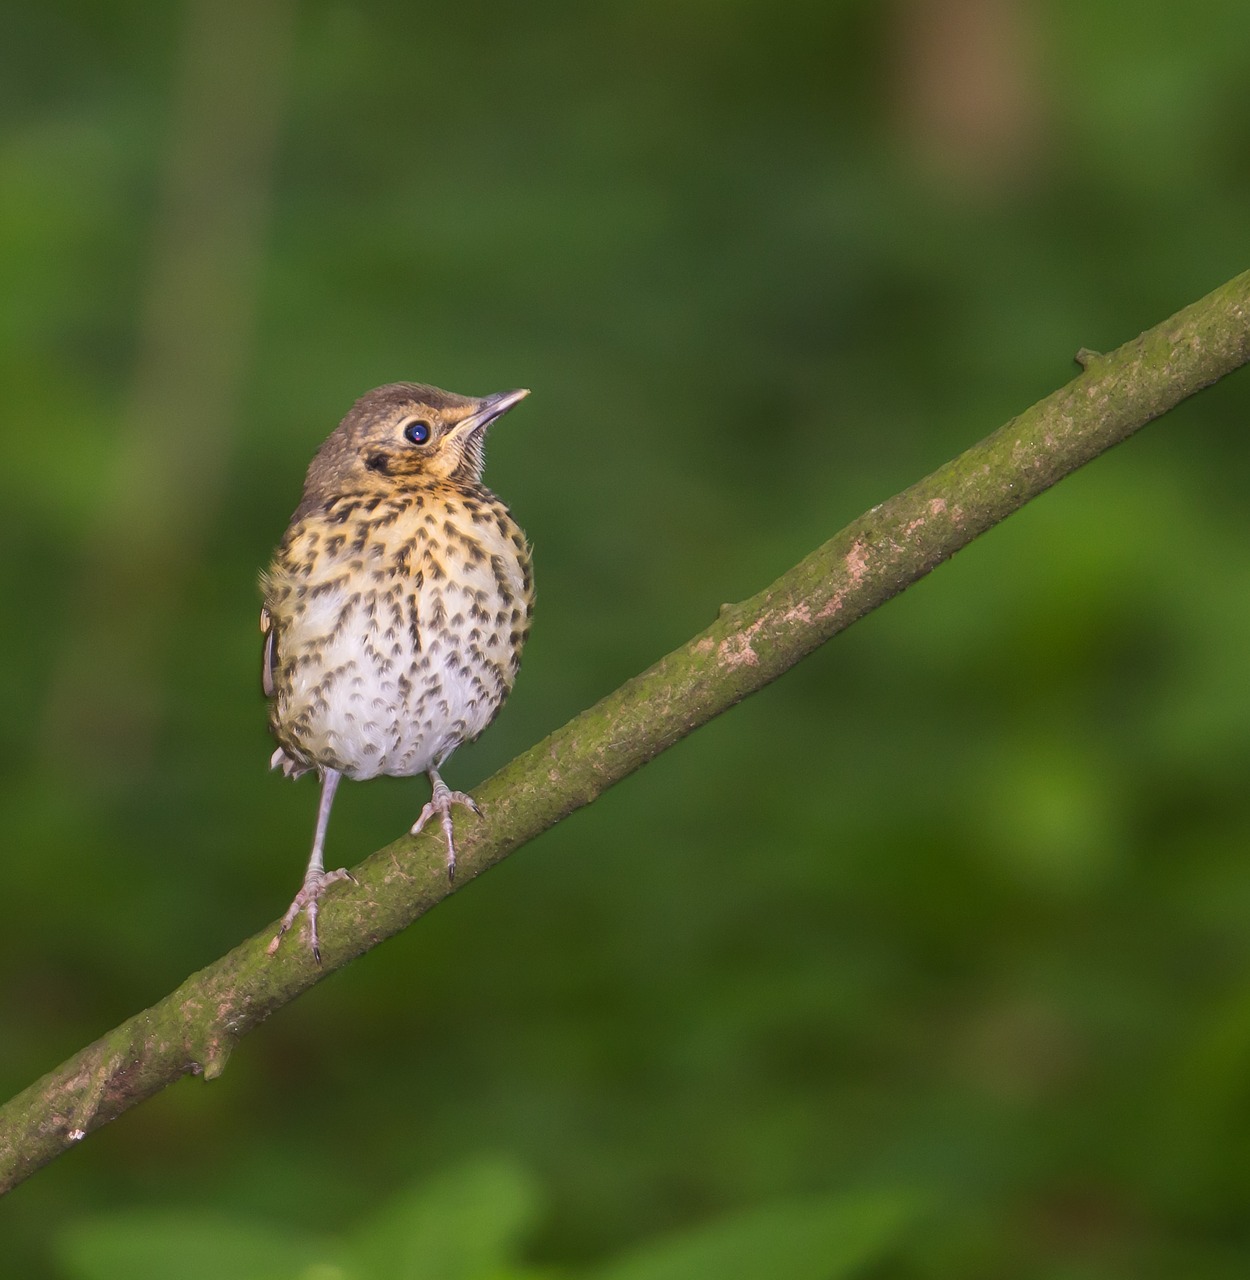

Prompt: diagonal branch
[{"left": 3, "top": 270, "right": 1250, "bottom": 1197}]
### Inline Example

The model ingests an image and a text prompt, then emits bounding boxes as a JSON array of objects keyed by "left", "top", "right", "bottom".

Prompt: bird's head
[{"left": 302, "top": 382, "right": 529, "bottom": 502}]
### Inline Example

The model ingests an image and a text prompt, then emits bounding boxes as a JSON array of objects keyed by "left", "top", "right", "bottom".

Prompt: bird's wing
[{"left": 260, "top": 606, "right": 276, "bottom": 699}]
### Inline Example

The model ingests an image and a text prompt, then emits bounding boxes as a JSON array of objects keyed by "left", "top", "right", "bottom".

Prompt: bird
[{"left": 259, "top": 382, "right": 533, "bottom": 960}]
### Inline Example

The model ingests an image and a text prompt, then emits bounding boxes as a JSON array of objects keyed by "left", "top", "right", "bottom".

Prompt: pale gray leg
[
  {"left": 411, "top": 767, "right": 480, "bottom": 881},
  {"left": 268, "top": 767, "right": 353, "bottom": 962}
]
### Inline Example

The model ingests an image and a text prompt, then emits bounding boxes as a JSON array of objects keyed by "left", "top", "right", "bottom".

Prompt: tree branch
[{"left": 4, "top": 269, "right": 1250, "bottom": 1197}]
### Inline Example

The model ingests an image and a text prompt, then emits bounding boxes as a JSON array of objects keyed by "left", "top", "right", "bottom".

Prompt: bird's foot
[
  {"left": 267, "top": 866, "right": 354, "bottom": 963},
  {"left": 411, "top": 779, "right": 480, "bottom": 882}
]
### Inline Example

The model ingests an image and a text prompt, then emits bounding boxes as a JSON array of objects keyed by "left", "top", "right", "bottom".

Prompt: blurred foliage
[
  {"left": 3, "top": 0, "right": 1250, "bottom": 1276},
  {"left": 53, "top": 1158, "right": 915, "bottom": 1280}
]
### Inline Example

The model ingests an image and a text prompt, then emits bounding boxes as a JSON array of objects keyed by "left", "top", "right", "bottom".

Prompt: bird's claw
[
  {"left": 411, "top": 786, "right": 480, "bottom": 882},
  {"left": 268, "top": 867, "right": 354, "bottom": 962}
]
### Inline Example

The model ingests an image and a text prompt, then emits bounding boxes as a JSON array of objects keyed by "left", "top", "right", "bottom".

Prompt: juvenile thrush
[{"left": 260, "top": 382, "right": 533, "bottom": 959}]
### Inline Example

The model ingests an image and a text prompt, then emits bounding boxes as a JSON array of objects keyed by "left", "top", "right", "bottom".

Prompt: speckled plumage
[{"left": 261, "top": 382, "right": 532, "bottom": 959}]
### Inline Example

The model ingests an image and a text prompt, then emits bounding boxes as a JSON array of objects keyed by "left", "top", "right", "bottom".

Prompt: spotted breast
[{"left": 263, "top": 487, "right": 531, "bottom": 781}]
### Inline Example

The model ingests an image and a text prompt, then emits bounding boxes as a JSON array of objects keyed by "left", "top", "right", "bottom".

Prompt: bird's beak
[{"left": 459, "top": 388, "right": 530, "bottom": 435}]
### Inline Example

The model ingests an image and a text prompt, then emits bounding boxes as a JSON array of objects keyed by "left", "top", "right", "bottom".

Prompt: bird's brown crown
[{"left": 295, "top": 382, "right": 528, "bottom": 516}]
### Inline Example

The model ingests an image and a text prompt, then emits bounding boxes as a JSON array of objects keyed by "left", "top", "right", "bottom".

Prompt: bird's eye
[{"left": 403, "top": 419, "right": 432, "bottom": 445}]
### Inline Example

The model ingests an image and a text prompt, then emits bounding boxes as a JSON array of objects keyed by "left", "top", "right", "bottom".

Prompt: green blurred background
[{"left": 5, "top": 0, "right": 1250, "bottom": 1275}]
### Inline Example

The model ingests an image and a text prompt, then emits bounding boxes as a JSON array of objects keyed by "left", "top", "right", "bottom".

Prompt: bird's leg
[
  {"left": 268, "top": 767, "right": 354, "bottom": 962},
  {"left": 411, "top": 767, "right": 480, "bottom": 881}
]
